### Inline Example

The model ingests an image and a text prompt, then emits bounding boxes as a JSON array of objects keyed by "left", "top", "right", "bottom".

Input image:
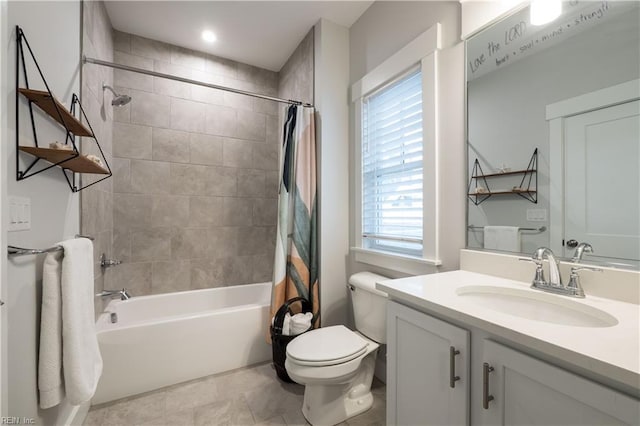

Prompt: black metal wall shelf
[
  {"left": 15, "top": 25, "right": 111, "bottom": 192},
  {"left": 468, "top": 148, "right": 538, "bottom": 205}
]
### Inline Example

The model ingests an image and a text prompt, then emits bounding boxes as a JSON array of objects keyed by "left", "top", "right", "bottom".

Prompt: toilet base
[
  {"left": 302, "top": 387, "right": 373, "bottom": 426},
  {"left": 299, "top": 351, "right": 377, "bottom": 425}
]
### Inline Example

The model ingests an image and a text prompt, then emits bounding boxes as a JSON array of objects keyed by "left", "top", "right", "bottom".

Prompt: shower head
[
  {"left": 102, "top": 83, "right": 132, "bottom": 107},
  {"left": 111, "top": 94, "right": 132, "bottom": 107}
]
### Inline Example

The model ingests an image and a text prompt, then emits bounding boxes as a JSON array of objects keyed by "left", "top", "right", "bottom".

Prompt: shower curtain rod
[{"left": 83, "top": 56, "right": 314, "bottom": 108}]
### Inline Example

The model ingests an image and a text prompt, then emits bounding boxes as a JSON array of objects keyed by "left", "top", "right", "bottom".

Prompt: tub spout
[{"left": 97, "top": 288, "right": 131, "bottom": 301}]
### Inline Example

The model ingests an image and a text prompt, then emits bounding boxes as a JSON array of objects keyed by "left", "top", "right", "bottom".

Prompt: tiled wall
[
  {"left": 110, "top": 31, "right": 280, "bottom": 295},
  {"left": 278, "top": 29, "right": 314, "bottom": 105},
  {"left": 81, "top": 0, "right": 114, "bottom": 313}
]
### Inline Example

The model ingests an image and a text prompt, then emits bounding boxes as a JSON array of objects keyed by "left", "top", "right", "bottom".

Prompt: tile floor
[{"left": 84, "top": 362, "right": 386, "bottom": 426}]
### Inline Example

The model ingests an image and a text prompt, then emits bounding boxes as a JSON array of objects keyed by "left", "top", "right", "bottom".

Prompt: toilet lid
[{"left": 286, "top": 325, "right": 369, "bottom": 366}]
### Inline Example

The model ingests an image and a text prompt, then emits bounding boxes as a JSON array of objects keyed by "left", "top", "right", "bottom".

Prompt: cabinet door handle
[
  {"left": 449, "top": 346, "right": 460, "bottom": 388},
  {"left": 482, "top": 362, "right": 495, "bottom": 409}
]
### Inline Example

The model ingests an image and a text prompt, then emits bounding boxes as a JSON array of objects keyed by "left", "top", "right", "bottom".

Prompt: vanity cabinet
[
  {"left": 479, "top": 340, "right": 639, "bottom": 426},
  {"left": 386, "top": 301, "right": 470, "bottom": 425},
  {"left": 387, "top": 301, "right": 639, "bottom": 426}
]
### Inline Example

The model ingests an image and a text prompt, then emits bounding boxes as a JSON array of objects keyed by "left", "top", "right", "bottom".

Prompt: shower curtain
[{"left": 270, "top": 104, "right": 319, "bottom": 333}]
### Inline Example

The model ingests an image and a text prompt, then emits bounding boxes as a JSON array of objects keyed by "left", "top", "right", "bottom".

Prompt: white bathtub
[{"left": 92, "top": 282, "right": 272, "bottom": 405}]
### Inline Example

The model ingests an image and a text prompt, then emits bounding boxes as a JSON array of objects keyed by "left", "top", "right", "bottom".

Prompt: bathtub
[{"left": 92, "top": 282, "right": 272, "bottom": 405}]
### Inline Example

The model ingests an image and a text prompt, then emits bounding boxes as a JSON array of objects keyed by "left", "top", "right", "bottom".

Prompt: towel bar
[
  {"left": 8, "top": 245, "right": 63, "bottom": 257},
  {"left": 75, "top": 234, "right": 95, "bottom": 241},
  {"left": 7, "top": 235, "right": 94, "bottom": 257},
  {"left": 467, "top": 225, "right": 546, "bottom": 232}
]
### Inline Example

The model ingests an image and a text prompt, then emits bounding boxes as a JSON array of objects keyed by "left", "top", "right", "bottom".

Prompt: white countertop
[{"left": 377, "top": 270, "right": 640, "bottom": 392}]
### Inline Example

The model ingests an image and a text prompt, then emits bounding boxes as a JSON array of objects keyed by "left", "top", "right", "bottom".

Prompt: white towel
[
  {"left": 289, "top": 312, "right": 313, "bottom": 336},
  {"left": 282, "top": 313, "right": 291, "bottom": 336},
  {"left": 271, "top": 312, "right": 291, "bottom": 335},
  {"left": 484, "top": 226, "right": 521, "bottom": 252},
  {"left": 38, "top": 249, "right": 65, "bottom": 408},
  {"left": 38, "top": 238, "right": 103, "bottom": 408}
]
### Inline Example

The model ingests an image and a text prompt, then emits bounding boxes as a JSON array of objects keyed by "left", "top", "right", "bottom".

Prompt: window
[
  {"left": 362, "top": 69, "right": 423, "bottom": 257},
  {"left": 351, "top": 24, "right": 441, "bottom": 272}
]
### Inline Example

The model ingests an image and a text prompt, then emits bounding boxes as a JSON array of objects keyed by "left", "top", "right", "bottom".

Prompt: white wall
[
  {"left": 436, "top": 42, "right": 466, "bottom": 273},
  {"left": 314, "top": 19, "right": 350, "bottom": 327},
  {"left": 349, "top": 1, "right": 460, "bottom": 83},
  {"left": 348, "top": 1, "right": 466, "bottom": 279},
  {"left": 5, "top": 1, "right": 81, "bottom": 423},
  {"left": 460, "top": 0, "right": 526, "bottom": 40},
  {"left": 0, "top": 0, "right": 8, "bottom": 416}
]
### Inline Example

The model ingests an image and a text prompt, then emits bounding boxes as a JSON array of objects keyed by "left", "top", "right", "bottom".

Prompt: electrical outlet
[
  {"left": 526, "top": 208, "right": 547, "bottom": 222},
  {"left": 8, "top": 196, "right": 31, "bottom": 231}
]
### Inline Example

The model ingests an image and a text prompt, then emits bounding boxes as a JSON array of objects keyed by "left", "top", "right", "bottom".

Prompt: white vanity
[
  {"left": 377, "top": 2, "right": 640, "bottom": 422},
  {"left": 378, "top": 251, "right": 640, "bottom": 425}
]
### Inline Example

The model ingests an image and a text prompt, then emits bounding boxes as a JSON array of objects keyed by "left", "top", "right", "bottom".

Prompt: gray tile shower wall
[
  {"left": 110, "top": 30, "right": 281, "bottom": 295},
  {"left": 278, "top": 29, "right": 314, "bottom": 107},
  {"left": 81, "top": 0, "right": 115, "bottom": 315}
]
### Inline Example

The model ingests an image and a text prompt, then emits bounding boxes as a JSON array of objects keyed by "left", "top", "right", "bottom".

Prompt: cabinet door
[
  {"left": 480, "top": 340, "right": 640, "bottom": 425},
  {"left": 387, "top": 301, "right": 470, "bottom": 426}
]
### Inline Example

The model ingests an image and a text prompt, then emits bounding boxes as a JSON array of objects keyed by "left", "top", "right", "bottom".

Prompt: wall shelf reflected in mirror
[{"left": 468, "top": 148, "right": 537, "bottom": 205}]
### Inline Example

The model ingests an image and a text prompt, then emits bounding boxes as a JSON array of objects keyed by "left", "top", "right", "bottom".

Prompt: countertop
[{"left": 377, "top": 270, "right": 640, "bottom": 393}]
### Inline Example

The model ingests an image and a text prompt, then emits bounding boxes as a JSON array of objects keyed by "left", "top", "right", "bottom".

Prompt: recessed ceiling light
[{"left": 202, "top": 30, "right": 217, "bottom": 43}]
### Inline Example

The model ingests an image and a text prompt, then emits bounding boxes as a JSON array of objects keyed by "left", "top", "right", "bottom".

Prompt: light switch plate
[
  {"left": 526, "top": 208, "right": 547, "bottom": 222},
  {"left": 8, "top": 196, "right": 31, "bottom": 231}
]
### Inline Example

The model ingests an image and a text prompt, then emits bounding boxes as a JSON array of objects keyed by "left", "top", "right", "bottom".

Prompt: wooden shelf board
[
  {"left": 472, "top": 169, "right": 536, "bottom": 178},
  {"left": 19, "top": 146, "right": 109, "bottom": 174},
  {"left": 468, "top": 190, "right": 536, "bottom": 196},
  {"left": 18, "top": 88, "right": 93, "bottom": 137}
]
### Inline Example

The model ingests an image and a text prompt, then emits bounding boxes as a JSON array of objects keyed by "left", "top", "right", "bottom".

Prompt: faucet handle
[
  {"left": 519, "top": 256, "right": 542, "bottom": 265},
  {"left": 100, "top": 253, "right": 122, "bottom": 269},
  {"left": 519, "top": 257, "right": 546, "bottom": 287},
  {"left": 566, "top": 266, "right": 602, "bottom": 298},
  {"left": 570, "top": 265, "right": 603, "bottom": 273}
]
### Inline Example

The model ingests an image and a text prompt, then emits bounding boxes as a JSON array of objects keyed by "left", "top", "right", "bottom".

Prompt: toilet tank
[{"left": 348, "top": 272, "right": 389, "bottom": 343}]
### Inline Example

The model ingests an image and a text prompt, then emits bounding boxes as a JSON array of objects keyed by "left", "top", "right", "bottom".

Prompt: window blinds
[{"left": 362, "top": 69, "right": 424, "bottom": 256}]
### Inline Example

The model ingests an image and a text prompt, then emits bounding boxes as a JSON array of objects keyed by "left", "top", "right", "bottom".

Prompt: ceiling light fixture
[
  {"left": 202, "top": 30, "right": 217, "bottom": 43},
  {"left": 530, "top": 0, "right": 562, "bottom": 26}
]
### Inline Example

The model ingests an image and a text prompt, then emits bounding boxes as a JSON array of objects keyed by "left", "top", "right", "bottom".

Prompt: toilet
[{"left": 285, "top": 272, "right": 388, "bottom": 425}]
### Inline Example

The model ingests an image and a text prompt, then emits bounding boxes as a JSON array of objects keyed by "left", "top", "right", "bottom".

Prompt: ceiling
[{"left": 104, "top": 1, "right": 373, "bottom": 72}]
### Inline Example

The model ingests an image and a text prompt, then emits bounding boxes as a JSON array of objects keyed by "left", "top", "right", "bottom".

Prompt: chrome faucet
[
  {"left": 533, "top": 247, "right": 562, "bottom": 287},
  {"left": 571, "top": 242, "right": 593, "bottom": 262},
  {"left": 520, "top": 247, "right": 601, "bottom": 298},
  {"left": 96, "top": 288, "right": 131, "bottom": 300}
]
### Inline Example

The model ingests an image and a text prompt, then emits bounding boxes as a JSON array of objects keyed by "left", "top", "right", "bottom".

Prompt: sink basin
[{"left": 455, "top": 285, "right": 618, "bottom": 328}]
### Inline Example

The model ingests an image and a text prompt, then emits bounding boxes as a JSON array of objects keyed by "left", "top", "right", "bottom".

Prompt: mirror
[{"left": 466, "top": 1, "right": 640, "bottom": 269}]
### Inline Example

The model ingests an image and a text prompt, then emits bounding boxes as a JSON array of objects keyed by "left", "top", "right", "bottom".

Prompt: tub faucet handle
[{"left": 101, "top": 253, "right": 122, "bottom": 269}]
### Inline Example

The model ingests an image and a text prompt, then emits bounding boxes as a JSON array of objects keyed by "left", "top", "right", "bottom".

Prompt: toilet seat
[{"left": 287, "top": 325, "right": 369, "bottom": 366}]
